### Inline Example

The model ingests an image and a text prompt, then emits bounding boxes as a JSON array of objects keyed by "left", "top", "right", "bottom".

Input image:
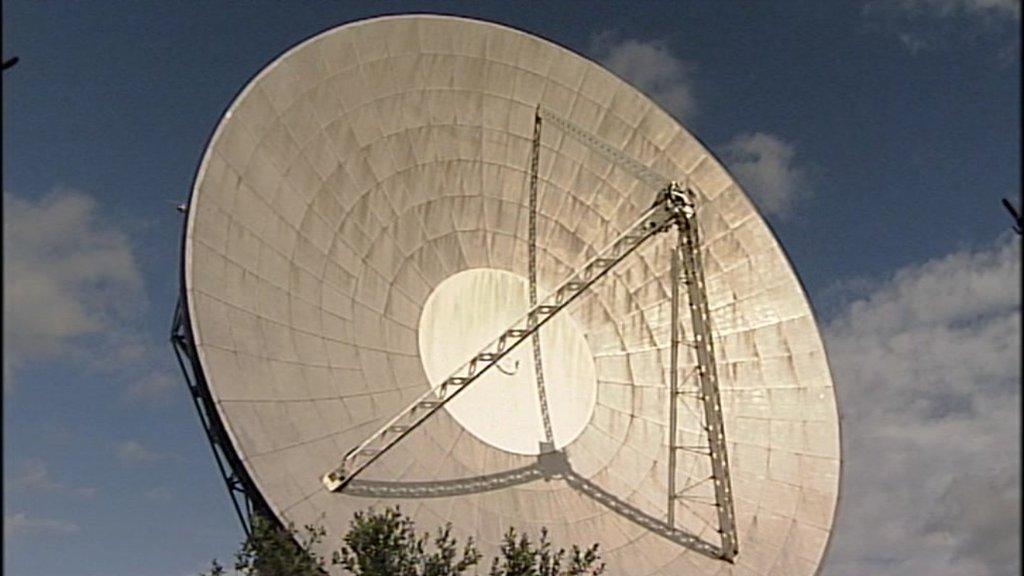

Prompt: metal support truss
[
  {"left": 171, "top": 299, "right": 273, "bottom": 537},
  {"left": 528, "top": 106, "right": 556, "bottom": 449},
  {"left": 667, "top": 183, "right": 739, "bottom": 560},
  {"left": 537, "top": 106, "right": 670, "bottom": 192},
  {"left": 537, "top": 108, "right": 737, "bottom": 558},
  {"left": 668, "top": 231, "right": 683, "bottom": 530},
  {"left": 314, "top": 108, "right": 738, "bottom": 559},
  {"left": 323, "top": 197, "right": 681, "bottom": 492}
]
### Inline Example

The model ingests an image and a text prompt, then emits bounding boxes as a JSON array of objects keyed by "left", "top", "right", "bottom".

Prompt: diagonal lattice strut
[
  {"left": 667, "top": 184, "right": 739, "bottom": 560},
  {"left": 323, "top": 196, "right": 681, "bottom": 492},
  {"left": 528, "top": 106, "right": 556, "bottom": 448},
  {"left": 537, "top": 107, "right": 670, "bottom": 192}
]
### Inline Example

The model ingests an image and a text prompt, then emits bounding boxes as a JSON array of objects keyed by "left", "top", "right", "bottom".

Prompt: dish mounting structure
[{"left": 320, "top": 107, "right": 739, "bottom": 561}]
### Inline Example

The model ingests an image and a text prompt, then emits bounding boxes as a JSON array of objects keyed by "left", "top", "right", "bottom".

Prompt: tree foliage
[
  {"left": 202, "top": 515, "right": 326, "bottom": 576},
  {"left": 203, "top": 506, "right": 604, "bottom": 576},
  {"left": 334, "top": 507, "right": 481, "bottom": 576},
  {"left": 489, "top": 527, "right": 605, "bottom": 576}
]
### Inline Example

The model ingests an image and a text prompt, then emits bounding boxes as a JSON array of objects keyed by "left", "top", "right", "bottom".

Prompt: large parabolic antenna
[{"left": 173, "top": 14, "right": 840, "bottom": 575}]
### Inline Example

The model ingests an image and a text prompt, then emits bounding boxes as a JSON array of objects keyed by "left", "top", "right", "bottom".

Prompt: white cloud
[
  {"left": 864, "top": 0, "right": 1020, "bottom": 56},
  {"left": 2, "top": 189, "right": 143, "bottom": 386},
  {"left": 898, "top": 32, "right": 930, "bottom": 53},
  {"left": 592, "top": 34, "right": 696, "bottom": 120},
  {"left": 824, "top": 236, "right": 1021, "bottom": 575},
  {"left": 592, "top": 38, "right": 814, "bottom": 218},
  {"left": 113, "top": 439, "right": 180, "bottom": 463},
  {"left": 4, "top": 512, "right": 80, "bottom": 537},
  {"left": 866, "top": 0, "right": 1021, "bottom": 19},
  {"left": 720, "top": 132, "right": 811, "bottom": 218},
  {"left": 3, "top": 189, "right": 180, "bottom": 403},
  {"left": 126, "top": 371, "right": 180, "bottom": 403},
  {"left": 145, "top": 486, "right": 175, "bottom": 503},
  {"left": 926, "top": 470, "right": 1022, "bottom": 572},
  {"left": 145, "top": 486, "right": 174, "bottom": 502},
  {"left": 8, "top": 458, "right": 97, "bottom": 498}
]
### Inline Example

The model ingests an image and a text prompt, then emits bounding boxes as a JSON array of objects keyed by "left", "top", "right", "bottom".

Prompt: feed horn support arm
[
  {"left": 323, "top": 187, "right": 689, "bottom": 492},
  {"left": 668, "top": 195, "right": 739, "bottom": 560}
]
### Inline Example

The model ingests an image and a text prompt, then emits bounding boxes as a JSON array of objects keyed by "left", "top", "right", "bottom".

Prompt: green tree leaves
[
  {"left": 489, "top": 527, "right": 604, "bottom": 576},
  {"left": 333, "top": 507, "right": 480, "bottom": 576},
  {"left": 203, "top": 507, "right": 603, "bottom": 576}
]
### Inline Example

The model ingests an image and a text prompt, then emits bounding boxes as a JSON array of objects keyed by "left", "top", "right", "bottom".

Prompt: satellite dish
[{"left": 174, "top": 14, "right": 840, "bottom": 575}]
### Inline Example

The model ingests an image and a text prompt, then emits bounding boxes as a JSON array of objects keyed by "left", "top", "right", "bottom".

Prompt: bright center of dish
[{"left": 418, "top": 268, "right": 597, "bottom": 455}]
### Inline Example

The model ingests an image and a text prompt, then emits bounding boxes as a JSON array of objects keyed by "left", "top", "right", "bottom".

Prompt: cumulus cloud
[
  {"left": 898, "top": 32, "right": 931, "bottom": 53},
  {"left": 126, "top": 371, "right": 180, "bottom": 403},
  {"left": 824, "top": 236, "right": 1021, "bottom": 575},
  {"left": 145, "top": 486, "right": 174, "bottom": 502},
  {"left": 926, "top": 470, "right": 1022, "bottom": 572},
  {"left": 864, "top": 0, "right": 1020, "bottom": 56},
  {"left": 7, "top": 458, "right": 97, "bottom": 498},
  {"left": 592, "top": 37, "right": 814, "bottom": 218},
  {"left": 592, "top": 33, "right": 696, "bottom": 120},
  {"left": 720, "top": 132, "right": 811, "bottom": 218},
  {"left": 4, "top": 512, "right": 79, "bottom": 537},
  {"left": 3, "top": 189, "right": 179, "bottom": 403},
  {"left": 2, "top": 190, "right": 143, "bottom": 384},
  {"left": 113, "top": 439, "right": 180, "bottom": 463},
  {"left": 865, "top": 0, "right": 1021, "bottom": 19}
]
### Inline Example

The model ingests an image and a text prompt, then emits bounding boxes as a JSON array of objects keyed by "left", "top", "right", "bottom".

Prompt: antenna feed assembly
[{"left": 647, "top": 181, "right": 697, "bottom": 235}]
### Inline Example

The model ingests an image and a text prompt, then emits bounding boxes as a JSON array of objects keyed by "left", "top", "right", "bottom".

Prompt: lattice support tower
[
  {"left": 528, "top": 106, "right": 556, "bottom": 449},
  {"left": 667, "top": 183, "right": 739, "bottom": 561}
]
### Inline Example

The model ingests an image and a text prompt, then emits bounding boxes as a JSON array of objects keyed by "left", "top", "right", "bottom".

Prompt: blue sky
[{"left": 2, "top": 2, "right": 1020, "bottom": 575}]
